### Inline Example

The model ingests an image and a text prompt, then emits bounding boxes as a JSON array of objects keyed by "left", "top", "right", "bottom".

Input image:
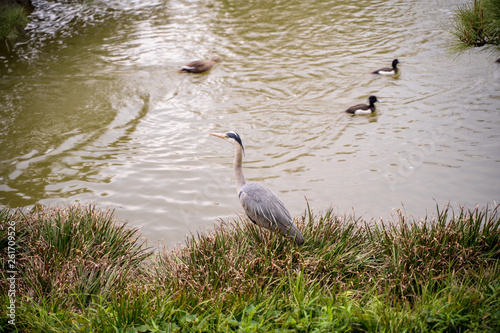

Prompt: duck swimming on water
[
  {"left": 345, "top": 95, "right": 379, "bottom": 115},
  {"left": 371, "top": 59, "right": 400, "bottom": 75},
  {"left": 180, "top": 56, "right": 221, "bottom": 73}
]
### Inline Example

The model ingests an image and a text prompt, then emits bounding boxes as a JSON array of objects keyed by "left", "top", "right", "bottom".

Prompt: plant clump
[
  {"left": 0, "top": 4, "right": 30, "bottom": 50},
  {"left": 450, "top": 0, "right": 500, "bottom": 54},
  {"left": 0, "top": 204, "right": 151, "bottom": 311}
]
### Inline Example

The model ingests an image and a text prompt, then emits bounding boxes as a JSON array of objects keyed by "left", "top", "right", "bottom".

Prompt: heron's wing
[
  {"left": 239, "top": 182, "right": 304, "bottom": 245},
  {"left": 239, "top": 182, "right": 291, "bottom": 229},
  {"left": 238, "top": 182, "right": 300, "bottom": 236}
]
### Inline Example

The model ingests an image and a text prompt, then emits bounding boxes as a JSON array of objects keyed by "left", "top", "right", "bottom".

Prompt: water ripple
[{"left": 1, "top": 0, "right": 499, "bottom": 247}]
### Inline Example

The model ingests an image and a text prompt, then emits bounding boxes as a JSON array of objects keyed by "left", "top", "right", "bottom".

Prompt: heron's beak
[{"left": 209, "top": 133, "right": 226, "bottom": 139}]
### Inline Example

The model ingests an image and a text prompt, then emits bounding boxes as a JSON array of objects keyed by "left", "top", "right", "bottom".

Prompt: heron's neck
[{"left": 234, "top": 145, "right": 246, "bottom": 192}]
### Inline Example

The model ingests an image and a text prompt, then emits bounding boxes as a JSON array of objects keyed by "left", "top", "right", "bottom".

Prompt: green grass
[
  {"left": 1, "top": 203, "right": 499, "bottom": 332},
  {"left": 0, "top": 5, "right": 30, "bottom": 50},
  {"left": 450, "top": 0, "right": 500, "bottom": 54},
  {"left": 0, "top": 205, "right": 151, "bottom": 314}
]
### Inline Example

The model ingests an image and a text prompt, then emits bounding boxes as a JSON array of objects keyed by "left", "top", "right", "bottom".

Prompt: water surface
[{"left": 1, "top": 0, "right": 499, "bottom": 247}]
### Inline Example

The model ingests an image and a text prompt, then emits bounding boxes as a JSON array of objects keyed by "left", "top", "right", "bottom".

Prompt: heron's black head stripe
[{"left": 226, "top": 131, "right": 244, "bottom": 150}]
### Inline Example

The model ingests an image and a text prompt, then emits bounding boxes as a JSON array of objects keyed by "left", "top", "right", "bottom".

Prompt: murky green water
[{"left": 1, "top": 0, "right": 499, "bottom": 247}]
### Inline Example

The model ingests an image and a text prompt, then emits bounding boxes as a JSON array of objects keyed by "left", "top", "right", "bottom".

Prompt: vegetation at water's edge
[
  {"left": 450, "top": 0, "right": 500, "bottom": 55},
  {"left": 1, "top": 203, "right": 499, "bottom": 332},
  {"left": 0, "top": 4, "right": 30, "bottom": 50}
]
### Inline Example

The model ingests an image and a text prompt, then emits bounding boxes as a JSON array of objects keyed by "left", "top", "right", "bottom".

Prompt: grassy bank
[{"left": 1, "top": 203, "right": 499, "bottom": 332}]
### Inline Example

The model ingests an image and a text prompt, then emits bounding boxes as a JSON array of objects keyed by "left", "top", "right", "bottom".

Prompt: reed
[
  {"left": 0, "top": 5, "right": 29, "bottom": 50},
  {"left": 368, "top": 204, "right": 500, "bottom": 301},
  {"left": 450, "top": 0, "right": 500, "bottom": 54}
]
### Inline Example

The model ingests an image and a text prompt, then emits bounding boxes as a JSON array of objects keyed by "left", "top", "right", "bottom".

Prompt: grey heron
[
  {"left": 345, "top": 95, "right": 379, "bottom": 115},
  {"left": 180, "top": 56, "right": 221, "bottom": 73},
  {"left": 210, "top": 131, "right": 305, "bottom": 246}
]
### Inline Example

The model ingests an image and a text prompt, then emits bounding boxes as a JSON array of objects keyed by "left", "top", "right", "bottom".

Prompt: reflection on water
[{"left": 0, "top": 0, "right": 499, "bottom": 247}]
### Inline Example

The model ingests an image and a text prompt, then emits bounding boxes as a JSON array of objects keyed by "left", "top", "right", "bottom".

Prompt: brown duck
[{"left": 180, "top": 56, "right": 221, "bottom": 73}]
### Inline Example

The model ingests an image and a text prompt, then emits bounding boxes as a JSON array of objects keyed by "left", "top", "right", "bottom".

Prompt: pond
[{"left": 1, "top": 0, "right": 499, "bottom": 247}]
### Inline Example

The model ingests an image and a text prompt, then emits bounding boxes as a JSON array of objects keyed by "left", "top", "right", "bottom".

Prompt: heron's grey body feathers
[{"left": 239, "top": 182, "right": 304, "bottom": 245}]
